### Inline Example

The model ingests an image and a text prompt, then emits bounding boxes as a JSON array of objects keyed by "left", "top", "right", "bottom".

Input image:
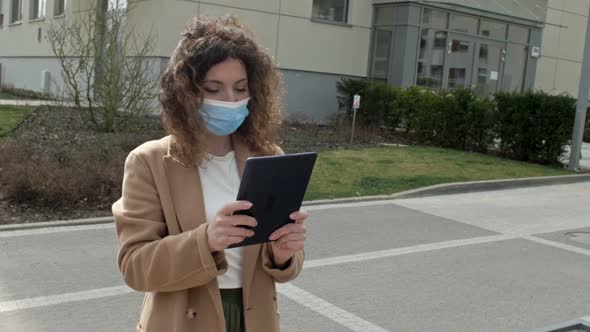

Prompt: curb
[
  {"left": 302, "top": 174, "right": 590, "bottom": 207},
  {"left": 0, "top": 216, "right": 114, "bottom": 232},
  {"left": 1, "top": 174, "right": 589, "bottom": 231}
]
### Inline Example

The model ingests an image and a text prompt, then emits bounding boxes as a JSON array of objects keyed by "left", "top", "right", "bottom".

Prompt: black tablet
[{"left": 228, "top": 152, "right": 317, "bottom": 248}]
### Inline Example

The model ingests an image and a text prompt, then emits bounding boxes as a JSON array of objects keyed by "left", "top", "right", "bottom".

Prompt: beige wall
[
  {"left": 535, "top": 0, "right": 590, "bottom": 97},
  {"left": 2, "top": 0, "right": 373, "bottom": 77},
  {"left": 152, "top": 0, "right": 372, "bottom": 77},
  {"left": 0, "top": 0, "right": 100, "bottom": 57}
]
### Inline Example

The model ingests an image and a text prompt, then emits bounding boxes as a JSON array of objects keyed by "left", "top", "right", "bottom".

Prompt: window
[
  {"left": 450, "top": 14, "right": 478, "bottom": 35},
  {"left": 30, "top": 0, "right": 46, "bottom": 19},
  {"left": 312, "top": 0, "right": 348, "bottom": 23},
  {"left": 108, "top": 0, "right": 127, "bottom": 11},
  {"left": 508, "top": 25, "right": 529, "bottom": 43},
  {"left": 374, "top": 6, "right": 394, "bottom": 26},
  {"left": 54, "top": 0, "right": 65, "bottom": 16},
  {"left": 417, "top": 29, "right": 447, "bottom": 90},
  {"left": 502, "top": 43, "right": 528, "bottom": 91},
  {"left": 422, "top": 8, "right": 448, "bottom": 29},
  {"left": 10, "top": 0, "right": 22, "bottom": 23},
  {"left": 480, "top": 20, "right": 507, "bottom": 40},
  {"left": 451, "top": 39, "right": 470, "bottom": 52},
  {"left": 370, "top": 27, "right": 393, "bottom": 80}
]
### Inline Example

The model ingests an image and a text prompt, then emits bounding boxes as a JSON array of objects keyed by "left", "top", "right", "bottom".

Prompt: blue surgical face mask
[{"left": 200, "top": 98, "right": 250, "bottom": 136}]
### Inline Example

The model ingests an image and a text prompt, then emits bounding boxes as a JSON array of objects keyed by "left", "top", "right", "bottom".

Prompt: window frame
[
  {"left": 29, "top": 0, "right": 46, "bottom": 20},
  {"left": 54, "top": 0, "right": 65, "bottom": 17},
  {"left": 311, "top": 0, "right": 350, "bottom": 25},
  {"left": 10, "top": 0, "right": 22, "bottom": 24}
]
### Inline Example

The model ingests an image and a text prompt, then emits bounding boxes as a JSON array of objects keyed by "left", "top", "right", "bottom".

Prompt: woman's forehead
[{"left": 204, "top": 58, "right": 248, "bottom": 83}]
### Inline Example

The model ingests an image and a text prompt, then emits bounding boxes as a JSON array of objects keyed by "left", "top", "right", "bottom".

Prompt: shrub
[
  {"left": 495, "top": 91, "right": 576, "bottom": 165},
  {"left": 336, "top": 78, "right": 370, "bottom": 124},
  {"left": 0, "top": 139, "right": 130, "bottom": 207},
  {"left": 408, "top": 89, "right": 495, "bottom": 153}
]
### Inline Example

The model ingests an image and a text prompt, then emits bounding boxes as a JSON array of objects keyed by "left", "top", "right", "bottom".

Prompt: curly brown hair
[{"left": 159, "top": 15, "right": 283, "bottom": 166}]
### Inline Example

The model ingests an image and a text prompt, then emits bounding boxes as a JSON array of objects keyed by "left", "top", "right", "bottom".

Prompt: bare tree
[{"left": 46, "top": 1, "right": 158, "bottom": 132}]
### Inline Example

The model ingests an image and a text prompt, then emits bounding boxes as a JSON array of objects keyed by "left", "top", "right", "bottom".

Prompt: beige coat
[{"left": 112, "top": 135, "right": 304, "bottom": 332}]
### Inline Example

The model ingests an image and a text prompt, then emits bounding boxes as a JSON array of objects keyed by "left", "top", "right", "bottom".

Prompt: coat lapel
[{"left": 163, "top": 137, "right": 206, "bottom": 233}]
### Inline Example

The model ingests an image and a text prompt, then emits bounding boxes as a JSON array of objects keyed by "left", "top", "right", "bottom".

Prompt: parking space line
[
  {"left": 278, "top": 283, "right": 390, "bottom": 332},
  {"left": 303, "top": 234, "right": 517, "bottom": 270},
  {"left": 521, "top": 235, "right": 590, "bottom": 257},
  {"left": 0, "top": 286, "right": 134, "bottom": 313}
]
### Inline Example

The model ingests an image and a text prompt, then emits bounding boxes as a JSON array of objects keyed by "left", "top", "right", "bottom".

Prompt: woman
[{"left": 112, "top": 15, "right": 307, "bottom": 332}]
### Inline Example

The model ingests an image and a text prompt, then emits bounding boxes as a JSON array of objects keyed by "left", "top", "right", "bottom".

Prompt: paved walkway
[
  {"left": 1, "top": 182, "right": 589, "bottom": 331},
  {"left": 0, "top": 99, "right": 74, "bottom": 107}
]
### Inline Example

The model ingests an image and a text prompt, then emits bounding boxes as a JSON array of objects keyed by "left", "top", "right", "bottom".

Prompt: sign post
[{"left": 351, "top": 94, "right": 360, "bottom": 144}]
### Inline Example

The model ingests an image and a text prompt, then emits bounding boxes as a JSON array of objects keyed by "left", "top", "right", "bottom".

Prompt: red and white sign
[{"left": 353, "top": 94, "right": 361, "bottom": 109}]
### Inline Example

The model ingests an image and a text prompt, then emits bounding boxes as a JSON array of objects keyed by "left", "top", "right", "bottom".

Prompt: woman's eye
[
  {"left": 204, "top": 88, "right": 219, "bottom": 93},
  {"left": 236, "top": 88, "right": 248, "bottom": 93}
]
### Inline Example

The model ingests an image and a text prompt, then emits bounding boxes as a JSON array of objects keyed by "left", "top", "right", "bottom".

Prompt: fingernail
[
  {"left": 245, "top": 202, "right": 253, "bottom": 208},
  {"left": 269, "top": 234, "right": 276, "bottom": 241}
]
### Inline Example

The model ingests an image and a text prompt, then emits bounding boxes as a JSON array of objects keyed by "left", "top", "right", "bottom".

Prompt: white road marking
[
  {"left": 0, "top": 286, "right": 134, "bottom": 313},
  {"left": 277, "top": 283, "right": 390, "bottom": 332},
  {"left": 303, "top": 234, "right": 517, "bottom": 269}
]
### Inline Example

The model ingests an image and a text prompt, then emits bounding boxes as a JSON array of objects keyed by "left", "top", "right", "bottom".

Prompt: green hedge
[
  {"left": 336, "top": 78, "right": 577, "bottom": 165},
  {"left": 495, "top": 91, "right": 575, "bottom": 165}
]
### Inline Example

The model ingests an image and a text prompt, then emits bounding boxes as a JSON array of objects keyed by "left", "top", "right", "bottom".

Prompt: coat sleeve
[
  {"left": 112, "top": 152, "right": 227, "bottom": 293},
  {"left": 261, "top": 244, "right": 304, "bottom": 283}
]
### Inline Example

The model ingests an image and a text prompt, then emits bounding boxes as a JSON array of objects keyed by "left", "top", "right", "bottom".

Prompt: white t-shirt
[{"left": 199, "top": 150, "right": 243, "bottom": 289}]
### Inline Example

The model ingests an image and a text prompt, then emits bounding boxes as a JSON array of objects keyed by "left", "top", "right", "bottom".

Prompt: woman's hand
[
  {"left": 207, "top": 201, "right": 258, "bottom": 252},
  {"left": 269, "top": 210, "right": 308, "bottom": 268}
]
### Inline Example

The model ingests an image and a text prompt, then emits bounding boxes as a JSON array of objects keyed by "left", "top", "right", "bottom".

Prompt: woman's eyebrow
[{"left": 202, "top": 78, "right": 248, "bottom": 84}]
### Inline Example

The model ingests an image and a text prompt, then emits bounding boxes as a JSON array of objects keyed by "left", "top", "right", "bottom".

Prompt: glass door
[
  {"left": 444, "top": 34, "right": 477, "bottom": 89},
  {"left": 473, "top": 40, "right": 505, "bottom": 96}
]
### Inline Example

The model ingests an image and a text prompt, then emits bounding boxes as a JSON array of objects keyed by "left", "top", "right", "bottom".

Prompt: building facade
[{"left": 0, "top": 0, "right": 588, "bottom": 122}]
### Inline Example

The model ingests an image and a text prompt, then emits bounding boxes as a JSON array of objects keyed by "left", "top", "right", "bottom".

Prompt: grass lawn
[
  {"left": 0, "top": 91, "right": 20, "bottom": 100},
  {"left": 0, "top": 105, "right": 34, "bottom": 138},
  {"left": 305, "top": 146, "right": 572, "bottom": 200}
]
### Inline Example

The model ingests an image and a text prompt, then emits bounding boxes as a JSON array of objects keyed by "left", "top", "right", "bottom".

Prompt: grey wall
[
  {"left": 281, "top": 69, "right": 364, "bottom": 124},
  {"left": 0, "top": 56, "right": 164, "bottom": 113},
  {"left": 0, "top": 57, "right": 65, "bottom": 96},
  {"left": 0, "top": 56, "right": 358, "bottom": 123}
]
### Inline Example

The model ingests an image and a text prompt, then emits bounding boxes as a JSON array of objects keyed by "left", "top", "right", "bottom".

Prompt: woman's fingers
[
  {"left": 218, "top": 201, "right": 252, "bottom": 216},
  {"left": 216, "top": 215, "right": 258, "bottom": 228},
  {"left": 273, "top": 232, "right": 306, "bottom": 244},
  {"left": 289, "top": 210, "right": 308, "bottom": 224},
  {"left": 269, "top": 223, "right": 306, "bottom": 241}
]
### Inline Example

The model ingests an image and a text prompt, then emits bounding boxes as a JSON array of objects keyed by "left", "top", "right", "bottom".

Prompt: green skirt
[{"left": 220, "top": 288, "right": 245, "bottom": 332}]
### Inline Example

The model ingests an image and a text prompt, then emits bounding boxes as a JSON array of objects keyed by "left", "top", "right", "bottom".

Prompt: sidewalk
[
  {"left": 0, "top": 99, "right": 75, "bottom": 107},
  {"left": 563, "top": 142, "right": 590, "bottom": 171}
]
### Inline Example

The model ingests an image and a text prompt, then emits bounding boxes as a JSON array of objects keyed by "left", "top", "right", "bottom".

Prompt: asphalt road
[{"left": 1, "top": 182, "right": 590, "bottom": 331}]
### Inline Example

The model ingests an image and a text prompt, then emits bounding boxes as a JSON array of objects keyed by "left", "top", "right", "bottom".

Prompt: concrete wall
[
  {"left": 281, "top": 68, "right": 363, "bottom": 123},
  {"left": 535, "top": 0, "right": 590, "bottom": 97},
  {"left": 150, "top": 0, "right": 373, "bottom": 77},
  {"left": 1, "top": 0, "right": 372, "bottom": 121}
]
